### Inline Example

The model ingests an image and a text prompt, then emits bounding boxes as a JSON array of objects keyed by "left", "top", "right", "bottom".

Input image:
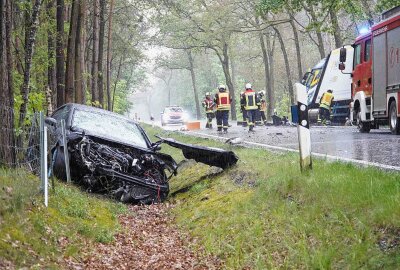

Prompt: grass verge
[
  {"left": 143, "top": 124, "right": 400, "bottom": 269},
  {"left": 0, "top": 168, "right": 127, "bottom": 268}
]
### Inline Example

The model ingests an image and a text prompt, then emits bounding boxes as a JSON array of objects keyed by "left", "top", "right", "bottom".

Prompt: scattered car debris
[
  {"left": 46, "top": 104, "right": 238, "bottom": 204},
  {"left": 225, "top": 137, "right": 243, "bottom": 145},
  {"left": 157, "top": 136, "right": 239, "bottom": 169}
]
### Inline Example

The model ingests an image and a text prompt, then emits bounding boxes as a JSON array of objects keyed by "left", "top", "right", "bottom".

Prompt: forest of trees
[{"left": 0, "top": 0, "right": 398, "bottom": 164}]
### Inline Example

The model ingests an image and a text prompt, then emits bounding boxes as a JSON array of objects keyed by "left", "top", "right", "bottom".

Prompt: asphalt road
[{"left": 151, "top": 120, "right": 400, "bottom": 171}]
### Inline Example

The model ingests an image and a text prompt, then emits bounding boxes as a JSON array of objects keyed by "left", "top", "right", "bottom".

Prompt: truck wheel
[
  {"left": 357, "top": 111, "right": 370, "bottom": 133},
  {"left": 53, "top": 146, "right": 67, "bottom": 181},
  {"left": 389, "top": 102, "right": 400, "bottom": 135}
]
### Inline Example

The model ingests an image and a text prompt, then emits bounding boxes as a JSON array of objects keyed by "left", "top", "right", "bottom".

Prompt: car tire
[
  {"left": 357, "top": 111, "right": 370, "bottom": 133},
  {"left": 53, "top": 146, "right": 67, "bottom": 181},
  {"left": 389, "top": 101, "right": 400, "bottom": 135}
]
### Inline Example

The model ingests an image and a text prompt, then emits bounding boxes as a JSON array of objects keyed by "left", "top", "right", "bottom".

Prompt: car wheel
[
  {"left": 357, "top": 111, "right": 370, "bottom": 133},
  {"left": 53, "top": 146, "right": 67, "bottom": 181},
  {"left": 389, "top": 101, "right": 400, "bottom": 135}
]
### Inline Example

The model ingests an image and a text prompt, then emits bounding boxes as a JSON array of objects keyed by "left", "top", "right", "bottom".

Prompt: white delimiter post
[
  {"left": 296, "top": 84, "right": 312, "bottom": 171},
  {"left": 44, "top": 126, "right": 48, "bottom": 207}
]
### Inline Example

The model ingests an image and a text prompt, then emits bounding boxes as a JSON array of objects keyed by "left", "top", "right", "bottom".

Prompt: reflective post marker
[
  {"left": 296, "top": 84, "right": 312, "bottom": 171},
  {"left": 61, "top": 120, "right": 71, "bottom": 183}
]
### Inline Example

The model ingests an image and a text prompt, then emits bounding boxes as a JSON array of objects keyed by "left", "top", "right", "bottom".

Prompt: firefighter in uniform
[
  {"left": 202, "top": 92, "right": 215, "bottom": 129},
  {"left": 318, "top": 89, "right": 334, "bottom": 125},
  {"left": 241, "top": 83, "right": 259, "bottom": 132},
  {"left": 240, "top": 92, "right": 248, "bottom": 127},
  {"left": 214, "top": 84, "right": 232, "bottom": 133},
  {"left": 258, "top": 90, "right": 268, "bottom": 126}
]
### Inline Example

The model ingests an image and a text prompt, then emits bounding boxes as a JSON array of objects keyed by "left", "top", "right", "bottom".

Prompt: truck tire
[
  {"left": 53, "top": 146, "right": 67, "bottom": 181},
  {"left": 389, "top": 101, "right": 400, "bottom": 135},
  {"left": 357, "top": 111, "right": 370, "bottom": 133}
]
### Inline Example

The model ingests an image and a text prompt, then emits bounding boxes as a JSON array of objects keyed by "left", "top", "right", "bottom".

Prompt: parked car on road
[{"left": 160, "top": 106, "right": 186, "bottom": 126}]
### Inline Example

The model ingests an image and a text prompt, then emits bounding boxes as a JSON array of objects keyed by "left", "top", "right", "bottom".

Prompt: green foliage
[
  {"left": 0, "top": 168, "right": 127, "bottom": 268},
  {"left": 376, "top": 0, "right": 400, "bottom": 12}
]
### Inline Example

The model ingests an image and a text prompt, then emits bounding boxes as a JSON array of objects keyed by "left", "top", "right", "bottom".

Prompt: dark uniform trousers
[
  {"left": 216, "top": 110, "right": 229, "bottom": 131},
  {"left": 247, "top": 109, "right": 257, "bottom": 128}
]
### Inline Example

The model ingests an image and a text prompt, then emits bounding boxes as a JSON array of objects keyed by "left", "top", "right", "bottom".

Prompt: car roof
[{"left": 61, "top": 103, "right": 131, "bottom": 118}]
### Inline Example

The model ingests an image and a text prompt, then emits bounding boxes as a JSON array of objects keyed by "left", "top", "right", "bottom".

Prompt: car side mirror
[
  {"left": 339, "top": 47, "right": 347, "bottom": 63},
  {"left": 339, "top": 63, "right": 346, "bottom": 71},
  {"left": 45, "top": 117, "right": 57, "bottom": 126}
]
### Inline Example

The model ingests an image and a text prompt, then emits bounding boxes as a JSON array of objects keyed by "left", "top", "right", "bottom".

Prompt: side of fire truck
[{"left": 340, "top": 6, "right": 400, "bottom": 134}]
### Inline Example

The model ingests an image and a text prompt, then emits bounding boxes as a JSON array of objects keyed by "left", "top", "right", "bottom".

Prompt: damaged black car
[{"left": 46, "top": 104, "right": 238, "bottom": 204}]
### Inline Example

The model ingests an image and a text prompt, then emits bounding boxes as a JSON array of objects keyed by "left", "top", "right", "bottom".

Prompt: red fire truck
[{"left": 340, "top": 6, "right": 400, "bottom": 134}]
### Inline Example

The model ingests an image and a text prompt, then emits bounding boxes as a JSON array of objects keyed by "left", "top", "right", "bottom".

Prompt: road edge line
[{"left": 185, "top": 131, "right": 400, "bottom": 172}]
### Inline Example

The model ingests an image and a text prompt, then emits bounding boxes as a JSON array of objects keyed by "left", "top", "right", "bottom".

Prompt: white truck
[{"left": 296, "top": 46, "right": 354, "bottom": 123}]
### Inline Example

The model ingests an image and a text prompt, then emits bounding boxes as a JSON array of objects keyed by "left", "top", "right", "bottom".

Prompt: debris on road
[
  {"left": 65, "top": 204, "right": 222, "bottom": 270},
  {"left": 225, "top": 137, "right": 243, "bottom": 145}
]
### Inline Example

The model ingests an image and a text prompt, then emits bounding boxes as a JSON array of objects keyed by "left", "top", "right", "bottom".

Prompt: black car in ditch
[{"left": 46, "top": 104, "right": 238, "bottom": 204}]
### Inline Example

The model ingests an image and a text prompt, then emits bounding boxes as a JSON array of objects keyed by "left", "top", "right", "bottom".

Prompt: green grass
[
  {"left": 0, "top": 168, "right": 127, "bottom": 268},
  {"left": 143, "top": 124, "right": 400, "bottom": 269}
]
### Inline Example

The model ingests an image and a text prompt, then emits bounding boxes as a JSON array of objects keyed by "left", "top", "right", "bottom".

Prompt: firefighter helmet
[
  {"left": 205, "top": 92, "right": 211, "bottom": 96},
  {"left": 327, "top": 89, "right": 333, "bottom": 93},
  {"left": 245, "top": 83, "right": 252, "bottom": 89},
  {"left": 218, "top": 84, "right": 226, "bottom": 92},
  {"left": 259, "top": 90, "right": 266, "bottom": 96}
]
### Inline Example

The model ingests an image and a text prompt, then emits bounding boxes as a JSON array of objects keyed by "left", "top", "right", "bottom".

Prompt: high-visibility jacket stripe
[
  {"left": 217, "top": 92, "right": 231, "bottom": 110},
  {"left": 245, "top": 92, "right": 258, "bottom": 110}
]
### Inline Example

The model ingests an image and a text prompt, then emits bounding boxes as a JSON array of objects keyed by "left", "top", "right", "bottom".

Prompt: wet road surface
[{"left": 148, "top": 120, "right": 400, "bottom": 170}]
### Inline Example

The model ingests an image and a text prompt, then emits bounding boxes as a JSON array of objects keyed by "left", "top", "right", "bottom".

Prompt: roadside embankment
[{"left": 144, "top": 124, "right": 400, "bottom": 269}]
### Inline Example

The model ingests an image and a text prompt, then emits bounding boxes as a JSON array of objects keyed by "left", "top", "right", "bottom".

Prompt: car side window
[{"left": 52, "top": 106, "right": 70, "bottom": 121}]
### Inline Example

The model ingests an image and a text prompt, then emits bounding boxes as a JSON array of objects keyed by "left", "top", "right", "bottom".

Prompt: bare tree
[
  {"left": 91, "top": 0, "right": 100, "bottom": 103},
  {"left": 19, "top": 0, "right": 43, "bottom": 126},
  {"left": 56, "top": 0, "right": 65, "bottom": 107},
  {"left": 106, "top": 0, "right": 115, "bottom": 110}
]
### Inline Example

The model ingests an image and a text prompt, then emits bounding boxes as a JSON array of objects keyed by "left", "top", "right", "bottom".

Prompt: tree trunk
[
  {"left": 289, "top": 17, "right": 303, "bottom": 80},
  {"left": 56, "top": 0, "right": 65, "bottom": 107},
  {"left": 97, "top": 0, "right": 106, "bottom": 107},
  {"left": 274, "top": 26, "right": 294, "bottom": 105},
  {"left": 75, "top": 0, "right": 85, "bottom": 104},
  {"left": 310, "top": 6, "right": 325, "bottom": 59},
  {"left": 91, "top": 0, "right": 99, "bottom": 103},
  {"left": 186, "top": 49, "right": 201, "bottom": 120},
  {"left": 65, "top": 0, "right": 79, "bottom": 103},
  {"left": 0, "top": 0, "right": 16, "bottom": 166},
  {"left": 46, "top": 0, "right": 56, "bottom": 109},
  {"left": 215, "top": 42, "right": 236, "bottom": 120},
  {"left": 230, "top": 48, "right": 236, "bottom": 90},
  {"left": 19, "top": 0, "right": 43, "bottom": 127},
  {"left": 265, "top": 32, "right": 275, "bottom": 117},
  {"left": 259, "top": 30, "right": 273, "bottom": 119},
  {"left": 329, "top": 8, "right": 343, "bottom": 48},
  {"left": 112, "top": 56, "right": 123, "bottom": 111},
  {"left": 106, "top": 0, "right": 115, "bottom": 110}
]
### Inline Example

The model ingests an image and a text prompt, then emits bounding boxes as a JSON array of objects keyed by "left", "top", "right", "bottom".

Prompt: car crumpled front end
[{"left": 66, "top": 134, "right": 177, "bottom": 204}]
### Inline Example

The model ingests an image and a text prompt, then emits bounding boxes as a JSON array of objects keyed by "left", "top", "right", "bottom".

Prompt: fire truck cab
[{"left": 341, "top": 6, "right": 400, "bottom": 134}]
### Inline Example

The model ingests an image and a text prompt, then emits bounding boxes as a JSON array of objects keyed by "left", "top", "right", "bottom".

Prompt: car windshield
[
  {"left": 166, "top": 107, "right": 183, "bottom": 113},
  {"left": 72, "top": 109, "right": 148, "bottom": 148}
]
